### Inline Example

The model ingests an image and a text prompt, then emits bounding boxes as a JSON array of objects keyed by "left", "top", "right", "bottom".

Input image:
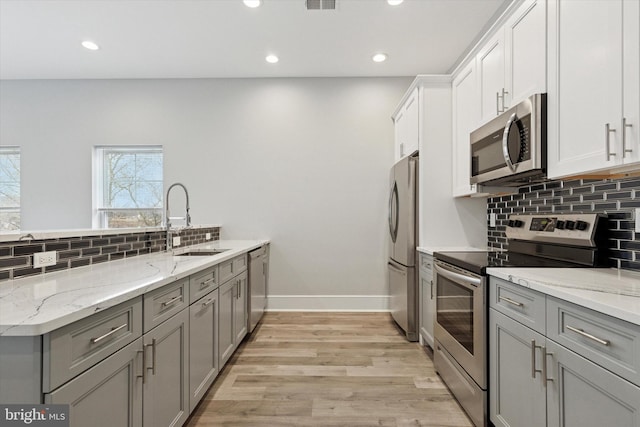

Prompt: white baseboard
[{"left": 266, "top": 295, "right": 390, "bottom": 312}]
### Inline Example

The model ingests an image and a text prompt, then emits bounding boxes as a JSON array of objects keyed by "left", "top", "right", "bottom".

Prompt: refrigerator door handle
[{"left": 389, "top": 181, "right": 399, "bottom": 243}]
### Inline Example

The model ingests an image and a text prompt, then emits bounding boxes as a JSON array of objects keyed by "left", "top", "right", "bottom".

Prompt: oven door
[{"left": 434, "top": 260, "right": 486, "bottom": 388}]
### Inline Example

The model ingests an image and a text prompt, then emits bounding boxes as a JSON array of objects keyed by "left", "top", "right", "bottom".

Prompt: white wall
[{"left": 0, "top": 77, "right": 412, "bottom": 310}]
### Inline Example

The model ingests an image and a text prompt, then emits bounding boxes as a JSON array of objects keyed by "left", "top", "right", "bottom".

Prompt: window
[
  {"left": 94, "top": 146, "right": 163, "bottom": 228},
  {"left": 0, "top": 146, "right": 20, "bottom": 231}
]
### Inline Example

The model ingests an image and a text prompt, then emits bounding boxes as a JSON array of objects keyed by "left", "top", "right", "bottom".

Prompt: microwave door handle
[
  {"left": 502, "top": 112, "right": 518, "bottom": 172},
  {"left": 434, "top": 263, "right": 481, "bottom": 288}
]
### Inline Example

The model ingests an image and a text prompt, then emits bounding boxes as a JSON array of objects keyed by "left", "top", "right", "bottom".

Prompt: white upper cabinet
[
  {"left": 547, "top": 0, "right": 640, "bottom": 178},
  {"left": 393, "top": 88, "right": 419, "bottom": 161},
  {"left": 477, "top": 0, "right": 547, "bottom": 125},
  {"left": 504, "top": 0, "right": 547, "bottom": 106},
  {"left": 478, "top": 32, "right": 506, "bottom": 124},
  {"left": 452, "top": 61, "right": 480, "bottom": 197}
]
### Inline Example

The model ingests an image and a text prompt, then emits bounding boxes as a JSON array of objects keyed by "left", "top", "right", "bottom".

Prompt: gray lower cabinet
[
  {"left": 45, "top": 337, "right": 143, "bottom": 427},
  {"left": 142, "top": 309, "right": 189, "bottom": 427},
  {"left": 188, "top": 289, "right": 219, "bottom": 412},
  {"left": 489, "top": 276, "right": 640, "bottom": 427},
  {"left": 218, "top": 271, "right": 248, "bottom": 367},
  {"left": 490, "top": 309, "right": 546, "bottom": 427},
  {"left": 418, "top": 253, "right": 434, "bottom": 348}
]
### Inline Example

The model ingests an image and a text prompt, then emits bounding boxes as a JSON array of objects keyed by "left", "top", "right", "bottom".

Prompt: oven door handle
[{"left": 434, "top": 263, "right": 481, "bottom": 288}]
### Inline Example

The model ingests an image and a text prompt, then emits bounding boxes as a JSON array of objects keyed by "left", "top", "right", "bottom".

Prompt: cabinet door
[
  {"left": 623, "top": 0, "right": 640, "bottom": 166},
  {"left": 477, "top": 31, "right": 506, "bottom": 123},
  {"left": 490, "top": 309, "right": 546, "bottom": 427},
  {"left": 218, "top": 279, "right": 235, "bottom": 367},
  {"left": 419, "top": 269, "right": 434, "bottom": 348},
  {"left": 143, "top": 309, "right": 189, "bottom": 427},
  {"left": 404, "top": 89, "right": 420, "bottom": 156},
  {"left": 452, "top": 61, "right": 480, "bottom": 196},
  {"left": 546, "top": 339, "right": 640, "bottom": 427},
  {"left": 394, "top": 109, "right": 406, "bottom": 161},
  {"left": 548, "top": 0, "right": 624, "bottom": 178},
  {"left": 189, "top": 290, "right": 219, "bottom": 412},
  {"left": 504, "top": 0, "right": 546, "bottom": 106},
  {"left": 234, "top": 272, "right": 248, "bottom": 345},
  {"left": 45, "top": 338, "right": 143, "bottom": 427}
]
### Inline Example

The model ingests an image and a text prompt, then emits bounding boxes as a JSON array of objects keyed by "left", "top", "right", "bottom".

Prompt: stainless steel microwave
[{"left": 470, "top": 93, "right": 546, "bottom": 186}]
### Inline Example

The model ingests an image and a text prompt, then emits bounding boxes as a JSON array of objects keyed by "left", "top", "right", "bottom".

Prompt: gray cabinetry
[
  {"left": 489, "top": 276, "right": 640, "bottom": 427},
  {"left": 142, "top": 308, "right": 189, "bottom": 427},
  {"left": 45, "top": 338, "right": 143, "bottom": 427},
  {"left": 188, "top": 289, "right": 219, "bottom": 412},
  {"left": 418, "top": 253, "right": 435, "bottom": 348},
  {"left": 218, "top": 256, "right": 248, "bottom": 368},
  {"left": 143, "top": 277, "right": 189, "bottom": 333}
]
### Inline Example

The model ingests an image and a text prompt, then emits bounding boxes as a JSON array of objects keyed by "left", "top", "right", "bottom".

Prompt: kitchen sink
[{"left": 174, "top": 249, "right": 229, "bottom": 256}]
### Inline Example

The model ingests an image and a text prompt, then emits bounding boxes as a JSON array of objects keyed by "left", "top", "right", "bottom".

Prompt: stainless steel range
[{"left": 433, "top": 213, "right": 609, "bottom": 427}]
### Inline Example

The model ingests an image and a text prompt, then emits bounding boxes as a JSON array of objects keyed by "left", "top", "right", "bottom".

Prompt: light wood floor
[{"left": 186, "top": 312, "right": 473, "bottom": 426}]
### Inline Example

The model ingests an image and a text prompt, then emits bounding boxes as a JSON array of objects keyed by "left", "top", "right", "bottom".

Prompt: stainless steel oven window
[{"left": 436, "top": 275, "right": 475, "bottom": 354}]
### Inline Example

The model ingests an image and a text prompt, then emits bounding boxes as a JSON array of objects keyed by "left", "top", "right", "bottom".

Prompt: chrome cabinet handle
[
  {"left": 499, "top": 296, "right": 524, "bottom": 307},
  {"left": 496, "top": 91, "right": 501, "bottom": 115},
  {"left": 136, "top": 349, "right": 145, "bottom": 383},
  {"left": 145, "top": 339, "right": 157, "bottom": 375},
  {"left": 91, "top": 323, "right": 128, "bottom": 344},
  {"left": 161, "top": 295, "right": 182, "bottom": 308},
  {"left": 430, "top": 280, "right": 434, "bottom": 300},
  {"left": 606, "top": 123, "right": 617, "bottom": 161},
  {"left": 202, "top": 298, "right": 215, "bottom": 308},
  {"left": 531, "top": 340, "right": 542, "bottom": 379},
  {"left": 565, "top": 325, "right": 610, "bottom": 346},
  {"left": 544, "top": 349, "right": 554, "bottom": 385},
  {"left": 200, "top": 278, "right": 214, "bottom": 289},
  {"left": 500, "top": 88, "right": 509, "bottom": 112},
  {"left": 623, "top": 117, "right": 633, "bottom": 158}
]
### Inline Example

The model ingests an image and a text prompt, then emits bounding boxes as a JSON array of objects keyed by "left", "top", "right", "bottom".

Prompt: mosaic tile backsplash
[
  {"left": 0, "top": 226, "right": 220, "bottom": 282},
  {"left": 487, "top": 176, "right": 640, "bottom": 272}
]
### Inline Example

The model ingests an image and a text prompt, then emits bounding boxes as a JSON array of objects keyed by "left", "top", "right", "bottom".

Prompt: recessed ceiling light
[
  {"left": 372, "top": 53, "right": 388, "bottom": 63},
  {"left": 387, "top": 0, "right": 404, "bottom": 5},
  {"left": 81, "top": 40, "right": 100, "bottom": 51},
  {"left": 265, "top": 54, "right": 279, "bottom": 64},
  {"left": 243, "top": 0, "right": 262, "bottom": 8}
]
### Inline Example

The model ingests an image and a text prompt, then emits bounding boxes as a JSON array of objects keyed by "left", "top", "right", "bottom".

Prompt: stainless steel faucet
[{"left": 165, "top": 182, "right": 191, "bottom": 250}]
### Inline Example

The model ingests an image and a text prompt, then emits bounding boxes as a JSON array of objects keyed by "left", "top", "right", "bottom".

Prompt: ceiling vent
[{"left": 306, "top": 0, "right": 336, "bottom": 10}]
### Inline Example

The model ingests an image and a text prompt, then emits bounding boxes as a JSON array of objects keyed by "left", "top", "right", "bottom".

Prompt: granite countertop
[
  {"left": 417, "top": 246, "right": 488, "bottom": 255},
  {"left": 0, "top": 239, "right": 268, "bottom": 336},
  {"left": 487, "top": 267, "right": 640, "bottom": 326}
]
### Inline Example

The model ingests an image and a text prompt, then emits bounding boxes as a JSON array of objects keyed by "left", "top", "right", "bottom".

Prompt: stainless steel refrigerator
[{"left": 387, "top": 151, "right": 418, "bottom": 342}]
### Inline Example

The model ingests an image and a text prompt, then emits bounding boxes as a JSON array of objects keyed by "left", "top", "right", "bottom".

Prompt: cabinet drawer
[
  {"left": 219, "top": 254, "right": 247, "bottom": 283},
  {"left": 143, "top": 278, "right": 189, "bottom": 333},
  {"left": 43, "top": 297, "right": 143, "bottom": 392},
  {"left": 189, "top": 266, "right": 218, "bottom": 304},
  {"left": 490, "top": 276, "right": 546, "bottom": 334},
  {"left": 547, "top": 297, "right": 640, "bottom": 387},
  {"left": 419, "top": 253, "right": 433, "bottom": 274}
]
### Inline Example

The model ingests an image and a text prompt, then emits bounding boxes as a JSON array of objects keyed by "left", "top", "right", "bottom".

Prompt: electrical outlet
[
  {"left": 173, "top": 236, "right": 181, "bottom": 247},
  {"left": 34, "top": 251, "right": 57, "bottom": 268},
  {"left": 489, "top": 213, "right": 497, "bottom": 227},
  {"left": 205, "top": 233, "right": 211, "bottom": 240},
  {"left": 636, "top": 209, "right": 640, "bottom": 233}
]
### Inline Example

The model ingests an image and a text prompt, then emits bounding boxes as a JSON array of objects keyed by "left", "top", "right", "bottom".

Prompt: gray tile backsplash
[
  {"left": 487, "top": 176, "right": 640, "bottom": 272},
  {"left": 0, "top": 227, "right": 220, "bottom": 281}
]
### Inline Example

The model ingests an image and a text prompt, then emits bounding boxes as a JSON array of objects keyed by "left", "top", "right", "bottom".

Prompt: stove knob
[
  {"left": 556, "top": 220, "right": 565, "bottom": 230},
  {"left": 576, "top": 220, "right": 589, "bottom": 231},
  {"left": 565, "top": 220, "right": 576, "bottom": 230}
]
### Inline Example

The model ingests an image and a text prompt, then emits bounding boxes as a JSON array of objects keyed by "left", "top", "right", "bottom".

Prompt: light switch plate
[
  {"left": 173, "top": 236, "right": 181, "bottom": 247},
  {"left": 205, "top": 233, "right": 211, "bottom": 240},
  {"left": 489, "top": 213, "right": 497, "bottom": 227},
  {"left": 636, "top": 209, "right": 640, "bottom": 233}
]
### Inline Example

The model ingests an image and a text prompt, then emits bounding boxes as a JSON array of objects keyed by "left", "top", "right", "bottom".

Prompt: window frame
[
  {"left": 0, "top": 146, "right": 21, "bottom": 231},
  {"left": 93, "top": 145, "right": 164, "bottom": 229}
]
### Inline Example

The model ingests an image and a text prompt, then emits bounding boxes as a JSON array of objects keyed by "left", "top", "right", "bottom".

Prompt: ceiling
[{"left": 0, "top": 0, "right": 509, "bottom": 80}]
